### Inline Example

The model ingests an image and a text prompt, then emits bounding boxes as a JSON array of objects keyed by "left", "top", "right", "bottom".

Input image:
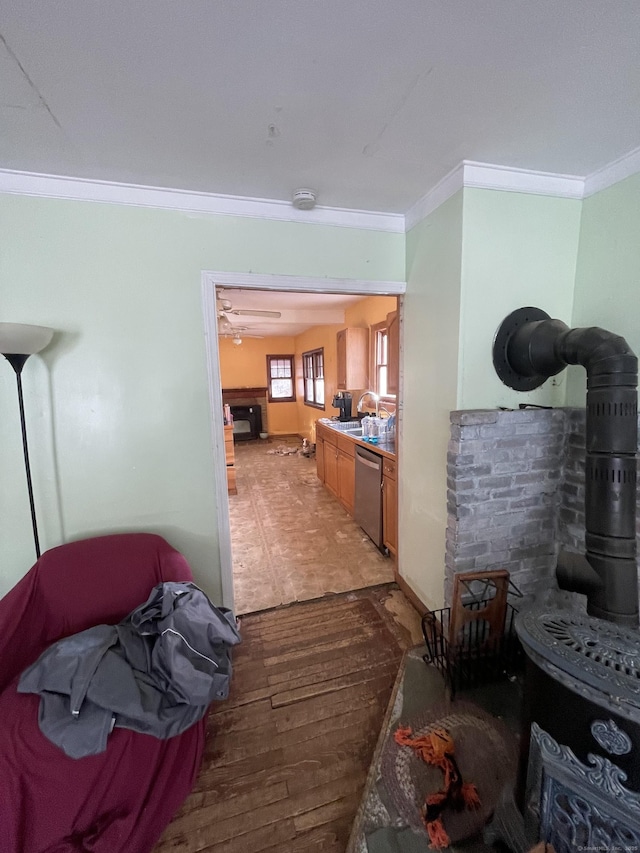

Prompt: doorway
[{"left": 201, "top": 271, "right": 406, "bottom": 613}]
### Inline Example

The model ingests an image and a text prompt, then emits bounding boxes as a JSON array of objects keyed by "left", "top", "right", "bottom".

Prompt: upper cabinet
[
  {"left": 386, "top": 310, "right": 399, "bottom": 396},
  {"left": 336, "top": 327, "right": 369, "bottom": 390}
]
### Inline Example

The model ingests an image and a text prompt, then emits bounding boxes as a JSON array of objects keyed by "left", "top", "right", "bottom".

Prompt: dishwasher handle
[{"left": 355, "top": 446, "right": 382, "bottom": 470}]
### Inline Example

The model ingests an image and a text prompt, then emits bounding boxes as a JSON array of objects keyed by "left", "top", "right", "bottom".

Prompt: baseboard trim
[{"left": 395, "top": 574, "right": 430, "bottom": 617}]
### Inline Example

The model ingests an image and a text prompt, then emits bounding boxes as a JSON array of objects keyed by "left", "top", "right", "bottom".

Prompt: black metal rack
[{"left": 421, "top": 598, "right": 524, "bottom": 696}]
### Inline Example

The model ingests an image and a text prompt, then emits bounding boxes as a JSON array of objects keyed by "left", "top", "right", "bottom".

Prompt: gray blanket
[{"left": 18, "top": 582, "right": 241, "bottom": 758}]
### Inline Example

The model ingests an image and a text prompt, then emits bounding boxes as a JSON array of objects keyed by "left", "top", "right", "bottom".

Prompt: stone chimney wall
[
  {"left": 446, "top": 407, "right": 640, "bottom": 607},
  {"left": 446, "top": 408, "right": 567, "bottom": 605}
]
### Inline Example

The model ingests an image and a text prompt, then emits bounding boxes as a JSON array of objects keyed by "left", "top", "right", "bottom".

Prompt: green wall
[
  {"left": 403, "top": 191, "right": 463, "bottom": 609},
  {"left": 0, "top": 193, "right": 403, "bottom": 598},
  {"left": 2, "top": 172, "right": 637, "bottom": 612},
  {"left": 570, "top": 172, "right": 640, "bottom": 405},
  {"left": 459, "top": 189, "right": 582, "bottom": 410},
  {"left": 401, "top": 187, "right": 583, "bottom": 609}
]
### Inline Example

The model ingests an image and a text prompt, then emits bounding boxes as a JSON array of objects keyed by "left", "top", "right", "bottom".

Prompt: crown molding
[
  {"left": 0, "top": 169, "right": 404, "bottom": 233},
  {"left": 406, "top": 148, "right": 640, "bottom": 231},
  {"left": 405, "top": 159, "right": 586, "bottom": 231},
  {"left": 404, "top": 163, "right": 464, "bottom": 232},
  {"left": 583, "top": 145, "right": 640, "bottom": 198},
  {"left": 2, "top": 144, "right": 639, "bottom": 236},
  {"left": 462, "top": 160, "right": 585, "bottom": 199}
]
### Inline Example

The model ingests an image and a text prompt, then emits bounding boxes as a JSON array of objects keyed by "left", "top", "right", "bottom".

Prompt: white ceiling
[
  {"left": 1, "top": 1, "right": 639, "bottom": 215},
  {"left": 216, "top": 289, "right": 369, "bottom": 338}
]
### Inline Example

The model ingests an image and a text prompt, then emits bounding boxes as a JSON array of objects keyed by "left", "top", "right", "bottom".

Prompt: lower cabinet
[
  {"left": 324, "top": 436, "right": 339, "bottom": 497},
  {"left": 315, "top": 432, "right": 325, "bottom": 483},
  {"left": 382, "top": 458, "right": 397, "bottom": 558},
  {"left": 316, "top": 422, "right": 396, "bottom": 556},
  {"left": 336, "top": 436, "right": 355, "bottom": 515},
  {"left": 315, "top": 424, "right": 354, "bottom": 513},
  {"left": 224, "top": 424, "right": 237, "bottom": 495}
]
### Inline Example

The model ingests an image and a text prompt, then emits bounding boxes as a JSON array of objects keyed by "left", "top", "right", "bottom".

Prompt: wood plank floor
[
  {"left": 153, "top": 586, "right": 412, "bottom": 853},
  {"left": 229, "top": 439, "right": 394, "bottom": 614}
]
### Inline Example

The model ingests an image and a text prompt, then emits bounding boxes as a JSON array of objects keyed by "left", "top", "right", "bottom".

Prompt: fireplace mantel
[{"left": 222, "top": 387, "right": 267, "bottom": 398}]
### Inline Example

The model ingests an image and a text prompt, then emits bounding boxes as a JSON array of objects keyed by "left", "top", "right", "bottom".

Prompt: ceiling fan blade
[
  {"left": 217, "top": 315, "right": 233, "bottom": 333},
  {"left": 228, "top": 309, "right": 282, "bottom": 318},
  {"left": 219, "top": 332, "right": 264, "bottom": 340}
]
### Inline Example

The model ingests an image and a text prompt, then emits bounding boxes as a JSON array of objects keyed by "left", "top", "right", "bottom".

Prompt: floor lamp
[{"left": 0, "top": 323, "right": 54, "bottom": 559}]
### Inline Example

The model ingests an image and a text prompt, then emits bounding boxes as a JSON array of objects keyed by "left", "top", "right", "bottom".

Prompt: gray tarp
[{"left": 18, "top": 582, "right": 241, "bottom": 758}]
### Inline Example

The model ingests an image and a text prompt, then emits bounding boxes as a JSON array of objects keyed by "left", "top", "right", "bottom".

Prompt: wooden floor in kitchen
[
  {"left": 229, "top": 438, "right": 395, "bottom": 614},
  {"left": 153, "top": 586, "right": 422, "bottom": 853}
]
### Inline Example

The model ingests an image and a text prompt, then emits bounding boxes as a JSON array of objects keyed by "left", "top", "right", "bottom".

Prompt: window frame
[
  {"left": 370, "top": 320, "right": 395, "bottom": 401},
  {"left": 266, "top": 354, "right": 296, "bottom": 403},
  {"left": 302, "top": 347, "right": 325, "bottom": 410}
]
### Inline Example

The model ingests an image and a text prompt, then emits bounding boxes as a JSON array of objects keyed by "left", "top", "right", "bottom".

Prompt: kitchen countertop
[{"left": 317, "top": 419, "right": 396, "bottom": 460}]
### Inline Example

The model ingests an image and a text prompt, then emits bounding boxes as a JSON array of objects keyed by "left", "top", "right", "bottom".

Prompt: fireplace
[
  {"left": 517, "top": 610, "right": 640, "bottom": 852},
  {"left": 451, "top": 404, "right": 640, "bottom": 850},
  {"left": 222, "top": 387, "right": 268, "bottom": 443},
  {"left": 478, "top": 307, "right": 640, "bottom": 852},
  {"left": 230, "top": 404, "right": 262, "bottom": 442}
]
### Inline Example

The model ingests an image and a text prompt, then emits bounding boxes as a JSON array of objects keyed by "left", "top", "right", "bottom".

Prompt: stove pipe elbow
[{"left": 493, "top": 307, "right": 638, "bottom": 626}]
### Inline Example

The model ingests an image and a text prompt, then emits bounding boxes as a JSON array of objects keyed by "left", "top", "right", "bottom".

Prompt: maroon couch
[{"left": 0, "top": 533, "right": 207, "bottom": 853}]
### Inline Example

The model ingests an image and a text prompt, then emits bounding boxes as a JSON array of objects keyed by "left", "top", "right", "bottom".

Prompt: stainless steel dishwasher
[{"left": 354, "top": 445, "right": 383, "bottom": 549}]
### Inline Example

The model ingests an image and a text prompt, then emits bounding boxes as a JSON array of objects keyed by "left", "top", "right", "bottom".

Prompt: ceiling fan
[
  {"left": 216, "top": 291, "right": 279, "bottom": 344},
  {"left": 216, "top": 291, "right": 281, "bottom": 320},
  {"left": 217, "top": 312, "right": 264, "bottom": 344}
]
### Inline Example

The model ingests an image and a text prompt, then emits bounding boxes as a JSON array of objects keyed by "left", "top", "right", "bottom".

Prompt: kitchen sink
[
  {"left": 318, "top": 419, "right": 361, "bottom": 431},
  {"left": 346, "top": 427, "right": 364, "bottom": 436}
]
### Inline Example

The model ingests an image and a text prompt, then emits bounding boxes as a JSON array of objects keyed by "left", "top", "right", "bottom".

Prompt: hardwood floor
[{"left": 153, "top": 586, "right": 415, "bottom": 853}]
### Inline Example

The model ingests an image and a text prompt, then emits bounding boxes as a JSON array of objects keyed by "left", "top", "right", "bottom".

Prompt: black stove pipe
[{"left": 493, "top": 307, "right": 638, "bottom": 626}]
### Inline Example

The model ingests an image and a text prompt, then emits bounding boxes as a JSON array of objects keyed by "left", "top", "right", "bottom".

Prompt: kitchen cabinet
[
  {"left": 324, "top": 447, "right": 339, "bottom": 497},
  {"left": 316, "top": 422, "right": 396, "bottom": 555},
  {"left": 315, "top": 423, "right": 355, "bottom": 513},
  {"left": 224, "top": 424, "right": 237, "bottom": 495},
  {"left": 316, "top": 424, "right": 339, "bottom": 497},
  {"left": 315, "top": 429, "right": 325, "bottom": 483},
  {"left": 382, "top": 457, "right": 397, "bottom": 558},
  {"left": 337, "top": 327, "right": 369, "bottom": 390},
  {"left": 386, "top": 309, "right": 399, "bottom": 396},
  {"left": 336, "top": 433, "right": 356, "bottom": 514}
]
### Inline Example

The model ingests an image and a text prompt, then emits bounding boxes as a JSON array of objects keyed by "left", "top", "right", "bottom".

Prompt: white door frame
[{"left": 201, "top": 270, "right": 406, "bottom": 611}]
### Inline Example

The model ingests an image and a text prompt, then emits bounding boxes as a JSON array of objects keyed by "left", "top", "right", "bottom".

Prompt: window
[
  {"left": 266, "top": 355, "right": 296, "bottom": 402},
  {"left": 371, "top": 321, "right": 392, "bottom": 397},
  {"left": 303, "top": 348, "right": 324, "bottom": 408}
]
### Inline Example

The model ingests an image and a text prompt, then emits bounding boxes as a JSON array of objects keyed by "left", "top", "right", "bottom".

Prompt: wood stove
[
  {"left": 230, "top": 404, "right": 262, "bottom": 442},
  {"left": 486, "top": 307, "right": 640, "bottom": 851},
  {"left": 222, "top": 387, "right": 268, "bottom": 442},
  {"left": 517, "top": 608, "right": 640, "bottom": 852}
]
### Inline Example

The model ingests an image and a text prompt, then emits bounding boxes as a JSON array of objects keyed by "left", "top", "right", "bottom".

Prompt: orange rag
[{"left": 394, "top": 725, "right": 480, "bottom": 850}]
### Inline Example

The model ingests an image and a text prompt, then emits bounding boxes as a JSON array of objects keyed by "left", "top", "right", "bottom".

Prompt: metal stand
[{"left": 5, "top": 353, "right": 41, "bottom": 558}]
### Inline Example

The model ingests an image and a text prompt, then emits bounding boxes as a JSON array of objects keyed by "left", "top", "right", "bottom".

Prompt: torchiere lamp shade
[{"left": 0, "top": 323, "right": 54, "bottom": 355}]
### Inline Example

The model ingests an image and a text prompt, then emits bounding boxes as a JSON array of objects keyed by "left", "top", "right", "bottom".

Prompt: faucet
[
  {"left": 378, "top": 404, "right": 393, "bottom": 418},
  {"left": 357, "top": 390, "right": 380, "bottom": 417}
]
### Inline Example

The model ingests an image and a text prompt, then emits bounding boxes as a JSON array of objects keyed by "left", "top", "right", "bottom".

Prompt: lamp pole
[
  {"left": 4, "top": 354, "right": 41, "bottom": 557},
  {"left": 0, "top": 323, "right": 54, "bottom": 561}
]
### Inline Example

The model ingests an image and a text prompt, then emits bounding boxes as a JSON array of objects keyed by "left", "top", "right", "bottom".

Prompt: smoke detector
[{"left": 292, "top": 188, "right": 317, "bottom": 210}]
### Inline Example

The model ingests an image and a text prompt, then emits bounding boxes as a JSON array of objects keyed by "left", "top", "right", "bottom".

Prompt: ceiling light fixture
[
  {"left": 292, "top": 188, "right": 317, "bottom": 210},
  {"left": 232, "top": 335, "right": 243, "bottom": 346}
]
